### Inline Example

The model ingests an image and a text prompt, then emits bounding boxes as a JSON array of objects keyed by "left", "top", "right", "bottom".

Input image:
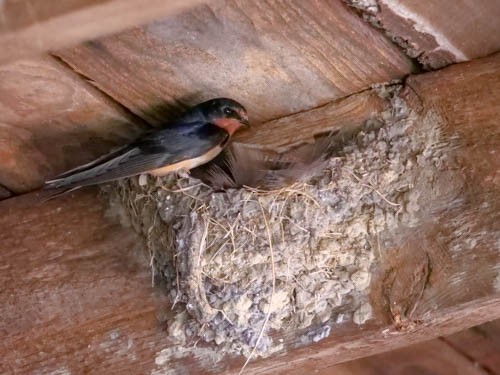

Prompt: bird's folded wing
[
  {"left": 45, "top": 126, "right": 228, "bottom": 190},
  {"left": 50, "top": 143, "right": 135, "bottom": 179},
  {"left": 44, "top": 148, "right": 167, "bottom": 189}
]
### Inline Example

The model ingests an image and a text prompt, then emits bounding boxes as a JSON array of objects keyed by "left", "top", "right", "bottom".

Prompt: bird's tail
[
  {"left": 43, "top": 144, "right": 140, "bottom": 191},
  {"left": 40, "top": 186, "right": 82, "bottom": 202},
  {"left": 43, "top": 170, "right": 95, "bottom": 191}
]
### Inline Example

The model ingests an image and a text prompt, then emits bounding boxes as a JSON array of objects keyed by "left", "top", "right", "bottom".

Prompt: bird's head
[{"left": 198, "top": 98, "right": 250, "bottom": 136}]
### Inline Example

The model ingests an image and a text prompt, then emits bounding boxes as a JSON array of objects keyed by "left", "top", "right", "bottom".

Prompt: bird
[{"left": 44, "top": 98, "right": 249, "bottom": 194}]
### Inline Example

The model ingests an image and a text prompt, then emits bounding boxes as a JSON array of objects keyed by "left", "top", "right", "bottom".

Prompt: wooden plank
[
  {"left": 312, "top": 320, "right": 500, "bottom": 375},
  {"left": 0, "top": 189, "right": 169, "bottom": 375},
  {"left": 0, "top": 192, "right": 498, "bottom": 374},
  {"left": 0, "top": 56, "right": 145, "bottom": 194},
  {"left": 235, "top": 89, "right": 387, "bottom": 150},
  {"left": 368, "top": 53, "right": 500, "bottom": 328},
  {"left": 248, "top": 297, "right": 500, "bottom": 375},
  {"left": 295, "top": 338, "right": 487, "bottom": 375},
  {"left": 442, "top": 320, "right": 500, "bottom": 374},
  {"left": 1, "top": 191, "right": 498, "bottom": 375},
  {"left": 0, "top": 0, "right": 205, "bottom": 65},
  {"left": 1, "top": 54, "right": 499, "bottom": 374},
  {"left": 348, "top": 0, "right": 500, "bottom": 69},
  {"left": 56, "top": 0, "right": 413, "bottom": 126}
]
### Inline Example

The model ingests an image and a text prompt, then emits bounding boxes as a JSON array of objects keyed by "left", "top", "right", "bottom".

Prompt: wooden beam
[
  {"left": 56, "top": 0, "right": 413, "bottom": 126},
  {"left": 348, "top": 0, "right": 500, "bottom": 69},
  {"left": 0, "top": 189, "right": 167, "bottom": 374},
  {"left": 442, "top": 320, "right": 500, "bottom": 373},
  {"left": 0, "top": 0, "right": 205, "bottom": 65},
  {"left": 249, "top": 297, "right": 500, "bottom": 374},
  {"left": 1, "top": 54, "right": 499, "bottom": 374},
  {"left": 301, "top": 335, "right": 490, "bottom": 375},
  {"left": 234, "top": 89, "right": 387, "bottom": 150},
  {"left": 370, "top": 53, "right": 500, "bottom": 324},
  {"left": 0, "top": 56, "right": 145, "bottom": 194}
]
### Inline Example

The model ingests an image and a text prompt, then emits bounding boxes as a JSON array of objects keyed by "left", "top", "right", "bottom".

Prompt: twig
[
  {"left": 146, "top": 208, "right": 159, "bottom": 287},
  {"left": 344, "top": 168, "right": 401, "bottom": 207},
  {"left": 164, "top": 183, "right": 204, "bottom": 193}
]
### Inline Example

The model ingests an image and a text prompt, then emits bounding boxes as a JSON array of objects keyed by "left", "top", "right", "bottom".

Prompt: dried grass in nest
[{"left": 106, "top": 85, "right": 449, "bottom": 360}]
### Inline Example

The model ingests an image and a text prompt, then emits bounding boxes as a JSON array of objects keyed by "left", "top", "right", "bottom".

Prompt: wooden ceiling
[
  {"left": 0, "top": 1, "right": 499, "bottom": 374},
  {"left": 1, "top": 0, "right": 499, "bottom": 195}
]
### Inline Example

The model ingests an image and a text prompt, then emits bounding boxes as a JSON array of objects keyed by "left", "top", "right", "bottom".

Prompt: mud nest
[{"left": 106, "top": 84, "right": 446, "bottom": 358}]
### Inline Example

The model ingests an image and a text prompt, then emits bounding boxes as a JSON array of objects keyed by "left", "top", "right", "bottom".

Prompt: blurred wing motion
[
  {"left": 192, "top": 134, "right": 336, "bottom": 190},
  {"left": 45, "top": 126, "right": 228, "bottom": 192}
]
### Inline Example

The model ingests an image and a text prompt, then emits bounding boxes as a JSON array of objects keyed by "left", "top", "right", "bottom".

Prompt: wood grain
[
  {"left": 350, "top": 0, "right": 500, "bottom": 69},
  {"left": 358, "top": 55, "right": 500, "bottom": 347},
  {"left": 0, "top": 0, "right": 205, "bottom": 65},
  {"left": 391, "top": 53, "right": 500, "bottom": 316},
  {"left": 235, "top": 89, "right": 387, "bottom": 150},
  {"left": 247, "top": 299, "right": 500, "bottom": 374},
  {"left": 1, "top": 191, "right": 499, "bottom": 375},
  {"left": 443, "top": 320, "right": 500, "bottom": 374},
  {"left": 291, "top": 337, "right": 488, "bottom": 375},
  {"left": 320, "top": 320, "right": 500, "bottom": 375},
  {"left": 0, "top": 56, "right": 145, "bottom": 193},
  {"left": 1, "top": 55, "right": 499, "bottom": 374},
  {"left": 0, "top": 189, "right": 169, "bottom": 375},
  {"left": 56, "top": 0, "right": 413, "bottom": 126}
]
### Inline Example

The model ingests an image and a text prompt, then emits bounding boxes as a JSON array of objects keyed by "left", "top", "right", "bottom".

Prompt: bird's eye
[{"left": 223, "top": 107, "right": 235, "bottom": 116}]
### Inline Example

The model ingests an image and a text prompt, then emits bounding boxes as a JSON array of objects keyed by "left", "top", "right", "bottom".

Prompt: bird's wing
[
  {"left": 51, "top": 142, "right": 135, "bottom": 179},
  {"left": 192, "top": 135, "right": 334, "bottom": 190},
  {"left": 44, "top": 124, "right": 228, "bottom": 190}
]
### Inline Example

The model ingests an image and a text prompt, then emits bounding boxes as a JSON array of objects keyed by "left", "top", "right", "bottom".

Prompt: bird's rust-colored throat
[{"left": 213, "top": 118, "right": 247, "bottom": 136}]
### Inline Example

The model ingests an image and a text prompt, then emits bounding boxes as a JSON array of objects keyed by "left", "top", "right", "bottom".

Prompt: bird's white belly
[{"left": 148, "top": 145, "right": 223, "bottom": 176}]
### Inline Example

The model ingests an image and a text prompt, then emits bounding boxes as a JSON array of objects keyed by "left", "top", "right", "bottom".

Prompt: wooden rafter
[{"left": 1, "top": 53, "right": 499, "bottom": 374}]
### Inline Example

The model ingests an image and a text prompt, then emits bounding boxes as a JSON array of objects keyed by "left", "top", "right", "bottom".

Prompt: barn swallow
[{"left": 44, "top": 98, "right": 249, "bottom": 192}]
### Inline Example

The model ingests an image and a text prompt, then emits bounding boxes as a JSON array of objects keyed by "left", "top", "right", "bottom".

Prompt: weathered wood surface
[
  {"left": 443, "top": 320, "right": 500, "bottom": 373},
  {"left": 1, "top": 54, "right": 499, "bottom": 374},
  {"left": 0, "top": 57, "right": 145, "bottom": 194},
  {"left": 0, "top": 0, "right": 205, "bottom": 65},
  {"left": 349, "top": 0, "right": 500, "bottom": 69},
  {"left": 0, "top": 0, "right": 414, "bottom": 196},
  {"left": 235, "top": 89, "right": 386, "bottom": 150},
  {"left": 305, "top": 320, "right": 500, "bottom": 375},
  {"left": 306, "top": 335, "right": 493, "bottom": 375},
  {"left": 56, "top": 0, "right": 413, "bottom": 127},
  {"left": 369, "top": 53, "right": 500, "bottom": 327},
  {"left": 253, "top": 297, "right": 500, "bottom": 375},
  {"left": 0, "top": 189, "right": 169, "bottom": 375}
]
